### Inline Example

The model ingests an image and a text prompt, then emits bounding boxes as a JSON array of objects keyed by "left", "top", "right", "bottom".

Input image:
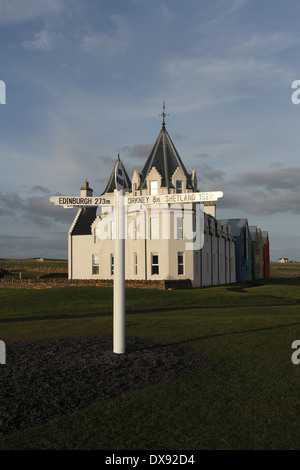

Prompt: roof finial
[{"left": 159, "top": 101, "right": 169, "bottom": 128}]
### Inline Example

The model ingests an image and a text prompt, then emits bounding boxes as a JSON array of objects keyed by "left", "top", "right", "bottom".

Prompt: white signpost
[
  {"left": 113, "top": 161, "right": 126, "bottom": 354},
  {"left": 50, "top": 186, "right": 223, "bottom": 354},
  {"left": 49, "top": 191, "right": 223, "bottom": 209}
]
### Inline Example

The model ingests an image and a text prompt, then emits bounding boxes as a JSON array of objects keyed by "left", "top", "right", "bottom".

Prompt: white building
[{"left": 68, "top": 121, "right": 236, "bottom": 287}]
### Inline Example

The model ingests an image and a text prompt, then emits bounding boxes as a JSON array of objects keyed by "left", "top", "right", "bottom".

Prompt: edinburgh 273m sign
[{"left": 50, "top": 196, "right": 112, "bottom": 207}]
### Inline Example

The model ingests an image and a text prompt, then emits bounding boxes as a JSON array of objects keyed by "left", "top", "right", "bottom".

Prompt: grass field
[
  {"left": 0, "top": 260, "right": 299, "bottom": 450},
  {"left": 0, "top": 258, "right": 68, "bottom": 279}
]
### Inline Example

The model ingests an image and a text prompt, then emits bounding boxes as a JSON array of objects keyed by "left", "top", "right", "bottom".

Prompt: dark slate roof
[
  {"left": 262, "top": 231, "right": 269, "bottom": 244},
  {"left": 71, "top": 207, "right": 97, "bottom": 235},
  {"left": 249, "top": 226, "right": 259, "bottom": 242},
  {"left": 219, "top": 218, "right": 249, "bottom": 237},
  {"left": 101, "top": 156, "right": 132, "bottom": 194},
  {"left": 139, "top": 126, "right": 192, "bottom": 190}
]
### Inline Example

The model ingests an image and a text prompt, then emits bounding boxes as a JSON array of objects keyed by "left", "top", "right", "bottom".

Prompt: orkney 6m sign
[{"left": 126, "top": 191, "right": 223, "bottom": 206}]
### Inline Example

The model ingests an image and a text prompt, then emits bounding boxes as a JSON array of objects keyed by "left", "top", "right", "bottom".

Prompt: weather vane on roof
[{"left": 159, "top": 101, "right": 169, "bottom": 128}]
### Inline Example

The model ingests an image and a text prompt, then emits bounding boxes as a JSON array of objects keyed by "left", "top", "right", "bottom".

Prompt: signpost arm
[{"left": 113, "top": 188, "right": 125, "bottom": 354}]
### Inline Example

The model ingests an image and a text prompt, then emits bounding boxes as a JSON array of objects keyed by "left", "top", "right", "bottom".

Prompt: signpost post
[
  {"left": 113, "top": 161, "right": 126, "bottom": 354},
  {"left": 50, "top": 188, "right": 223, "bottom": 355}
]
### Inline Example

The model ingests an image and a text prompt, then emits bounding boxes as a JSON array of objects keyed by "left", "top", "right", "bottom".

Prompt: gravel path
[{"left": 0, "top": 336, "right": 208, "bottom": 438}]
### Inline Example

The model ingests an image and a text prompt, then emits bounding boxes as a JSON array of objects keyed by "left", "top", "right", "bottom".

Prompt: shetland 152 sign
[{"left": 126, "top": 191, "right": 223, "bottom": 206}]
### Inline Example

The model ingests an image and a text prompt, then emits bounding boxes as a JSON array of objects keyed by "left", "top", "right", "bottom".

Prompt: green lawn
[
  {"left": 0, "top": 278, "right": 299, "bottom": 450},
  {"left": 1, "top": 277, "right": 300, "bottom": 321}
]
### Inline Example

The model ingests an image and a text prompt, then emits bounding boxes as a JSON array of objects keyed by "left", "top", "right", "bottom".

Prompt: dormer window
[
  {"left": 150, "top": 181, "right": 158, "bottom": 195},
  {"left": 176, "top": 180, "right": 183, "bottom": 194}
]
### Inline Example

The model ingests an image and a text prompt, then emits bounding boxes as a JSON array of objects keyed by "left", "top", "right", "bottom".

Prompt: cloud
[
  {"left": 121, "top": 143, "right": 153, "bottom": 159},
  {"left": 22, "top": 30, "right": 61, "bottom": 51},
  {"left": 197, "top": 138, "right": 232, "bottom": 147},
  {"left": 160, "top": 55, "right": 293, "bottom": 113},
  {"left": 0, "top": 0, "right": 65, "bottom": 24},
  {"left": 194, "top": 153, "right": 211, "bottom": 159},
  {"left": 160, "top": 4, "right": 176, "bottom": 23},
  {"left": 94, "top": 177, "right": 111, "bottom": 188},
  {"left": 0, "top": 233, "right": 67, "bottom": 259},
  {"left": 229, "top": 167, "right": 300, "bottom": 191},
  {"left": 218, "top": 166, "right": 300, "bottom": 215},
  {"left": 231, "top": 32, "right": 300, "bottom": 58},
  {"left": 39, "top": 114, "right": 105, "bottom": 192},
  {"left": 196, "top": 163, "right": 226, "bottom": 182},
  {"left": 197, "top": 0, "right": 249, "bottom": 36},
  {"left": 99, "top": 156, "right": 116, "bottom": 166},
  {"left": 220, "top": 187, "right": 300, "bottom": 216},
  {"left": 79, "top": 15, "right": 131, "bottom": 57},
  {"left": 31, "top": 186, "right": 51, "bottom": 194},
  {"left": 194, "top": 164, "right": 300, "bottom": 215},
  {"left": 172, "top": 133, "right": 187, "bottom": 141},
  {"left": 0, "top": 192, "right": 75, "bottom": 227}
]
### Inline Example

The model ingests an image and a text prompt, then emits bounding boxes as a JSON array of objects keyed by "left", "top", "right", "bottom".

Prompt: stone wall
[{"left": 0, "top": 278, "right": 193, "bottom": 290}]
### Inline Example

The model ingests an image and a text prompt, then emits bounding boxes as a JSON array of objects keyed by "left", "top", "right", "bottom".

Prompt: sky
[{"left": 0, "top": 0, "right": 300, "bottom": 261}]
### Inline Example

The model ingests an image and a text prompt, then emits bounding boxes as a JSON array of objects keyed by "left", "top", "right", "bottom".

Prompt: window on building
[
  {"left": 176, "top": 216, "right": 183, "bottom": 239},
  {"left": 92, "top": 254, "right": 99, "bottom": 275},
  {"left": 150, "top": 181, "right": 158, "bottom": 195},
  {"left": 151, "top": 253, "right": 159, "bottom": 275},
  {"left": 150, "top": 216, "right": 159, "bottom": 239},
  {"left": 132, "top": 219, "right": 137, "bottom": 240},
  {"left": 110, "top": 220, "right": 115, "bottom": 240},
  {"left": 134, "top": 252, "right": 138, "bottom": 275},
  {"left": 111, "top": 254, "right": 114, "bottom": 276},
  {"left": 176, "top": 180, "right": 183, "bottom": 194},
  {"left": 178, "top": 252, "right": 184, "bottom": 275}
]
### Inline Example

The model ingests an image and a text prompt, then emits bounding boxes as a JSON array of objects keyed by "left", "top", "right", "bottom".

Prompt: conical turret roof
[
  {"left": 102, "top": 154, "right": 132, "bottom": 194},
  {"left": 139, "top": 125, "right": 192, "bottom": 190}
]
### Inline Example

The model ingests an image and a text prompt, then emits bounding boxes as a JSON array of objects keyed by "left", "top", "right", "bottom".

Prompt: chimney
[
  {"left": 80, "top": 179, "right": 93, "bottom": 197},
  {"left": 203, "top": 201, "right": 216, "bottom": 218}
]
